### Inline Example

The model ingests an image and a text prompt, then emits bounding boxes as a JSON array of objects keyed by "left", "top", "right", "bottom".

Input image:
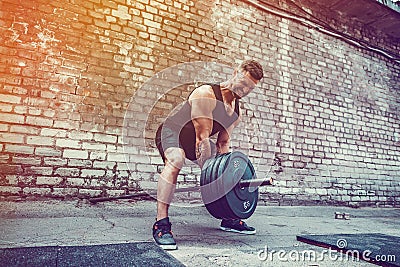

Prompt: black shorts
[{"left": 155, "top": 124, "right": 215, "bottom": 163}]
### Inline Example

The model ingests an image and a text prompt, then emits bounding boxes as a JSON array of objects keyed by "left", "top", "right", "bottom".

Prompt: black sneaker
[
  {"left": 152, "top": 217, "right": 177, "bottom": 250},
  {"left": 220, "top": 219, "right": 256, "bottom": 235}
]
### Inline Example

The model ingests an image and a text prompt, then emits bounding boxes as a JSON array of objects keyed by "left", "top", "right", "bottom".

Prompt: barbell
[{"left": 89, "top": 151, "right": 273, "bottom": 219}]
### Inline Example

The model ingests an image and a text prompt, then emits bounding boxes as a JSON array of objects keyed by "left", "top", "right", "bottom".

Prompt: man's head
[
  {"left": 239, "top": 60, "right": 264, "bottom": 80},
  {"left": 231, "top": 60, "right": 264, "bottom": 99}
]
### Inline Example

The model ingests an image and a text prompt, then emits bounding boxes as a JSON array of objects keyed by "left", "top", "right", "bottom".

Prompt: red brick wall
[{"left": 0, "top": 0, "right": 399, "bottom": 206}]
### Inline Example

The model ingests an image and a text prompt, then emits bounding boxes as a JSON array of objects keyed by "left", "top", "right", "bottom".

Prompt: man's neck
[{"left": 220, "top": 83, "right": 236, "bottom": 103}]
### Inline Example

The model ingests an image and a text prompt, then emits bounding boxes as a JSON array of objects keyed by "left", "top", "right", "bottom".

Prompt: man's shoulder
[{"left": 190, "top": 84, "right": 215, "bottom": 99}]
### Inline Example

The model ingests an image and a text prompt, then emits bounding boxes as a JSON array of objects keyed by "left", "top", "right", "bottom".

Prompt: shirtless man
[{"left": 153, "top": 60, "right": 264, "bottom": 250}]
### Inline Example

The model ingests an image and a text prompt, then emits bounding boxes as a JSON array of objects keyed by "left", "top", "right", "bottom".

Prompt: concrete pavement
[{"left": 0, "top": 199, "right": 399, "bottom": 266}]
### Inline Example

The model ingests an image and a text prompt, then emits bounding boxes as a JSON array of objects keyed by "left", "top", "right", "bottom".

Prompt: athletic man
[{"left": 153, "top": 60, "right": 264, "bottom": 250}]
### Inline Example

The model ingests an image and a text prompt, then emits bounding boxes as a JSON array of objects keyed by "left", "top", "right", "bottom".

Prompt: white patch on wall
[
  {"left": 211, "top": 1, "right": 246, "bottom": 60},
  {"left": 66, "top": 45, "right": 84, "bottom": 54},
  {"left": 4, "top": 18, "right": 61, "bottom": 49},
  {"left": 349, "top": 53, "right": 390, "bottom": 112},
  {"left": 5, "top": 21, "right": 29, "bottom": 43},
  {"left": 34, "top": 24, "right": 61, "bottom": 48}
]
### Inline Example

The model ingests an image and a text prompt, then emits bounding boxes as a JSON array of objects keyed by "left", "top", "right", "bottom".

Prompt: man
[{"left": 153, "top": 60, "right": 264, "bottom": 250}]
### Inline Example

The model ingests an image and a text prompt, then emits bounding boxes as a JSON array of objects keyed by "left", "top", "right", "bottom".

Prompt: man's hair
[{"left": 239, "top": 60, "right": 264, "bottom": 80}]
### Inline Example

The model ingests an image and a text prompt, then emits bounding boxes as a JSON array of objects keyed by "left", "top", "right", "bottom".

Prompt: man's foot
[
  {"left": 152, "top": 217, "right": 177, "bottom": 250},
  {"left": 220, "top": 219, "right": 256, "bottom": 235}
]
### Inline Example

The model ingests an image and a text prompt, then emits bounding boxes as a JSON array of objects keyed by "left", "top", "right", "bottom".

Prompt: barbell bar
[{"left": 88, "top": 177, "right": 273, "bottom": 204}]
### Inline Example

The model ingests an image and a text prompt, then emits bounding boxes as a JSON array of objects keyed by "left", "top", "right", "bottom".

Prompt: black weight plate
[
  {"left": 200, "top": 155, "right": 221, "bottom": 217},
  {"left": 218, "top": 151, "right": 245, "bottom": 219},
  {"left": 214, "top": 153, "right": 233, "bottom": 197},
  {"left": 224, "top": 152, "right": 258, "bottom": 219},
  {"left": 200, "top": 157, "right": 215, "bottom": 207},
  {"left": 200, "top": 158, "right": 211, "bottom": 186},
  {"left": 212, "top": 152, "right": 233, "bottom": 219},
  {"left": 206, "top": 154, "right": 228, "bottom": 219},
  {"left": 200, "top": 157, "right": 214, "bottom": 199},
  {"left": 217, "top": 152, "right": 241, "bottom": 219}
]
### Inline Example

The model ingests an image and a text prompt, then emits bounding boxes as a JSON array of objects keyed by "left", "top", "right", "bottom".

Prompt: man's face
[{"left": 231, "top": 71, "right": 259, "bottom": 99}]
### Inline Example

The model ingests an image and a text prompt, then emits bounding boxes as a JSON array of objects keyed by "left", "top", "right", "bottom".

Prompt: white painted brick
[
  {"left": 53, "top": 120, "right": 79, "bottom": 130},
  {"left": 107, "top": 153, "right": 127, "bottom": 162},
  {"left": 82, "top": 142, "right": 107, "bottom": 150},
  {"left": 56, "top": 139, "right": 82, "bottom": 148},
  {"left": 66, "top": 178, "right": 86, "bottom": 186},
  {"left": 116, "top": 162, "right": 130, "bottom": 170},
  {"left": 280, "top": 147, "right": 293, "bottom": 154},
  {"left": 5, "top": 144, "right": 34, "bottom": 154},
  {"left": 63, "top": 149, "right": 89, "bottom": 159},
  {"left": 10, "top": 125, "right": 40, "bottom": 134},
  {"left": 27, "top": 136, "right": 55, "bottom": 146},
  {"left": 23, "top": 187, "right": 52, "bottom": 195},
  {"left": 0, "top": 94, "right": 21, "bottom": 104},
  {"left": 316, "top": 189, "right": 328, "bottom": 195},
  {"left": 117, "top": 170, "right": 130, "bottom": 178},
  {"left": 67, "top": 159, "right": 92, "bottom": 167},
  {"left": 67, "top": 131, "right": 93, "bottom": 140},
  {"left": 112, "top": 5, "right": 132, "bottom": 20},
  {"left": 304, "top": 188, "right": 316, "bottom": 194},
  {"left": 94, "top": 133, "right": 117, "bottom": 143},
  {"left": 341, "top": 195, "right": 351, "bottom": 202},
  {"left": 43, "top": 157, "right": 67, "bottom": 166},
  {"left": 6, "top": 175, "right": 18, "bottom": 185},
  {"left": 105, "top": 189, "right": 126, "bottom": 197},
  {"left": 28, "top": 107, "right": 41, "bottom": 116},
  {"left": 0, "top": 123, "right": 9, "bottom": 132},
  {"left": 26, "top": 116, "right": 53, "bottom": 127},
  {"left": 89, "top": 179, "right": 104, "bottom": 187},
  {"left": 52, "top": 188, "right": 79, "bottom": 197},
  {"left": 0, "top": 113, "right": 25, "bottom": 124},
  {"left": 279, "top": 187, "right": 293, "bottom": 194},
  {"left": 90, "top": 152, "right": 107, "bottom": 160},
  {"left": 54, "top": 168, "right": 80, "bottom": 177},
  {"left": 81, "top": 169, "right": 106, "bottom": 177},
  {"left": 41, "top": 128, "right": 68, "bottom": 138},
  {"left": 136, "top": 164, "right": 157, "bottom": 172},
  {"left": 0, "top": 186, "right": 21, "bottom": 195},
  {"left": 105, "top": 144, "right": 117, "bottom": 152},
  {"left": 78, "top": 189, "right": 102, "bottom": 197},
  {"left": 93, "top": 161, "right": 116, "bottom": 169},
  {"left": 14, "top": 106, "right": 27, "bottom": 114},
  {"left": 12, "top": 156, "right": 42, "bottom": 165},
  {"left": 35, "top": 147, "right": 62, "bottom": 157},
  {"left": 0, "top": 103, "right": 12, "bottom": 112},
  {"left": 128, "top": 154, "right": 151, "bottom": 164},
  {"left": 25, "top": 167, "right": 53, "bottom": 175},
  {"left": 36, "top": 176, "right": 63, "bottom": 185},
  {"left": 0, "top": 133, "right": 24, "bottom": 144}
]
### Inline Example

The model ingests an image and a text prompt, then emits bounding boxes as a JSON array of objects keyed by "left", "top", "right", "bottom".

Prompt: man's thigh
[{"left": 156, "top": 125, "right": 185, "bottom": 163}]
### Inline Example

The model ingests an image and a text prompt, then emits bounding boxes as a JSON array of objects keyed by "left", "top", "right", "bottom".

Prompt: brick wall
[{"left": 0, "top": 0, "right": 399, "bottom": 207}]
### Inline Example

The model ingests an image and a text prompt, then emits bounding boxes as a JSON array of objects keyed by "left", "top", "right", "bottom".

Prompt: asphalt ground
[{"left": 0, "top": 199, "right": 399, "bottom": 266}]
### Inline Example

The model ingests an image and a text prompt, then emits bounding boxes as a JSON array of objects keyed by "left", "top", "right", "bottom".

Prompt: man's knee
[{"left": 164, "top": 148, "right": 185, "bottom": 170}]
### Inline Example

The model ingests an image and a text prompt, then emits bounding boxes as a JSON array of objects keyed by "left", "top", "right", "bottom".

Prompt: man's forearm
[
  {"left": 196, "top": 138, "right": 212, "bottom": 167},
  {"left": 216, "top": 140, "right": 230, "bottom": 155}
]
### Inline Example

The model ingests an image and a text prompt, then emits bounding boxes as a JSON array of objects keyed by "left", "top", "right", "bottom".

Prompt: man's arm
[
  {"left": 216, "top": 115, "right": 240, "bottom": 155},
  {"left": 189, "top": 85, "right": 216, "bottom": 167}
]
